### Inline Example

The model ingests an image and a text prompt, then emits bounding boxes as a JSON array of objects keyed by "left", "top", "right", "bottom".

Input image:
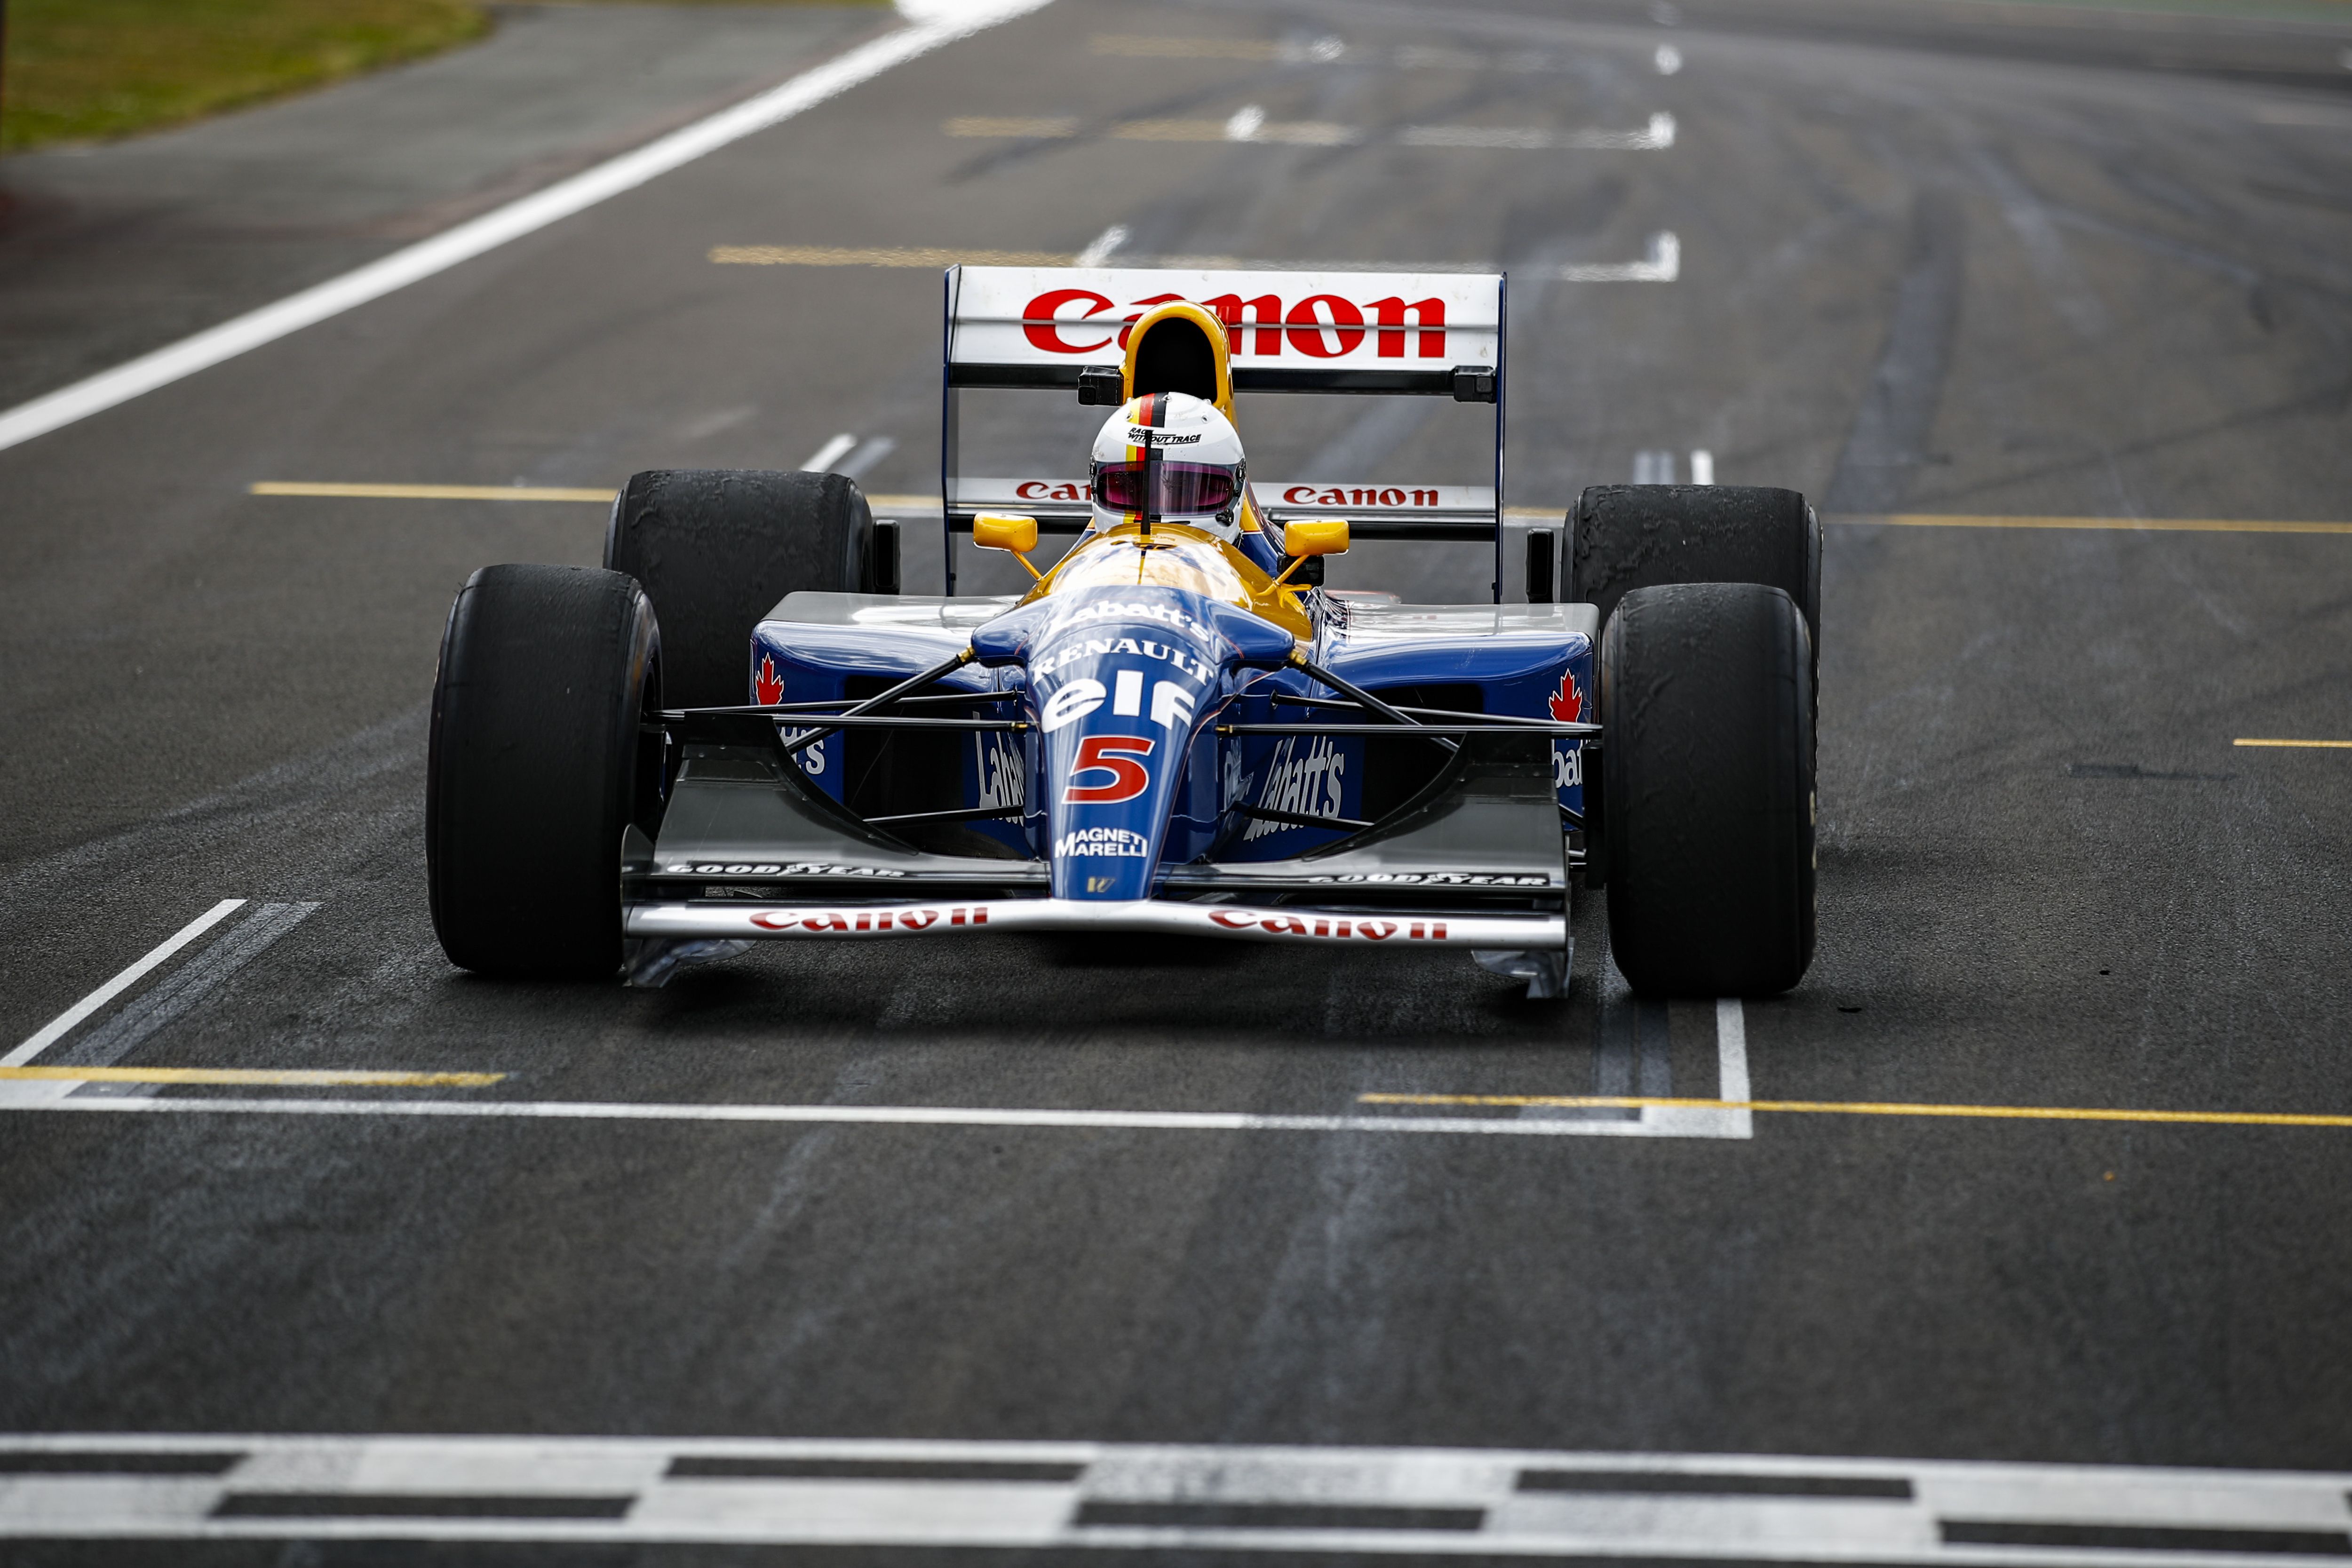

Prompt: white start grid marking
[{"left": 3, "top": 1435, "right": 2348, "bottom": 1556}]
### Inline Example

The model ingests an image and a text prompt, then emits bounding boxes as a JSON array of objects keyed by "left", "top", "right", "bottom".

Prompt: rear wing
[{"left": 940, "top": 265, "right": 1506, "bottom": 594}]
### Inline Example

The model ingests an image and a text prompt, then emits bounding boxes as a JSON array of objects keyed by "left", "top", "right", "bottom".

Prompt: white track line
[
  {"left": 3, "top": 1003, "right": 1754, "bottom": 1141},
  {"left": 3, "top": 1097, "right": 1741, "bottom": 1137},
  {"left": 1075, "top": 223, "right": 1130, "bottom": 266},
  {"left": 0, "top": 0, "right": 1054, "bottom": 457},
  {"left": 2, "top": 900, "right": 245, "bottom": 1067},
  {"left": 1716, "top": 997, "right": 1753, "bottom": 1138},
  {"left": 797, "top": 433, "right": 858, "bottom": 471}
]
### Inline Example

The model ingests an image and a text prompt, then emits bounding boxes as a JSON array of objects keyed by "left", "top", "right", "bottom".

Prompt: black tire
[
  {"left": 1600, "top": 582, "right": 1814, "bottom": 996},
  {"left": 428, "top": 564, "right": 658, "bottom": 979},
  {"left": 1571, "top": 483, "right": 1820, "bottom": 657},
  {"left": 605, "top": 469, "right": 879, "bottom": 710}
]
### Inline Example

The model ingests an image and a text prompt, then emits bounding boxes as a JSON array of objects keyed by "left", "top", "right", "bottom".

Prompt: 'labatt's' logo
[{"left": 1023, "top": 289, "right": 1449, "bottom": 358}]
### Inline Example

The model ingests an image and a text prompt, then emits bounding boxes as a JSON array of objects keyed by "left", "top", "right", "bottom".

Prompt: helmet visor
[{"left": 1093, "top": 460, "right": 1239, "bottom": 517}]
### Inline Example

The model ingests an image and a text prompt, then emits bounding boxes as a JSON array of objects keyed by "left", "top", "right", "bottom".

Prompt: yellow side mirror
[
  {"left": 1282, "top": 518, "right": 1350, "bottom": 557},
  {"left": 973, "top": 513, "right": 1039, "bottom": 553},
  {"left": 1271, "top": 518, "right": 1349, "bottom": 589},
  {"left": 973, "top": 512, "right": 1041, "bottom": 579}
]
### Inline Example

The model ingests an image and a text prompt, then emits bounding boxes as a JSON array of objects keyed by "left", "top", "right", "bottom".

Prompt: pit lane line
[{"left": 0, "top": 0, "right": 1057, "bottom": 456}]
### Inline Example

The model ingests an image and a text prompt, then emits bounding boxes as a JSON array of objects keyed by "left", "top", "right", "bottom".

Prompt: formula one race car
[{"left": 426, "top": 265, "right": 1818, "bottom": 997}]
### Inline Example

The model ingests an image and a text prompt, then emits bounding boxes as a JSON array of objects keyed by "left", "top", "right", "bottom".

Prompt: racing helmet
[{"left": 1089, "top": 391, "right": 1247, "bottom": 540}]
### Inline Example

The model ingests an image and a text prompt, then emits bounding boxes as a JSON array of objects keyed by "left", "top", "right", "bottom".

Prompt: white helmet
[{"left": 1089, "top": 391, "right": 1247, "bottom": 540}]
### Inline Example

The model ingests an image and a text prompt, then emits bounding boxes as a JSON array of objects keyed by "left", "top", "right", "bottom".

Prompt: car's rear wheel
[
  {"left": 427, "top": 564, "right": 658, "bottom": 978},
  {"left": 605, "top": 468, "right": 885, "bottom": 709},
  {"left": 1599, "top": 581, "right": 1814, "bottom": 996},
  {"left": 1571, "top": 483, "right": 1820, "bottom": 688}
]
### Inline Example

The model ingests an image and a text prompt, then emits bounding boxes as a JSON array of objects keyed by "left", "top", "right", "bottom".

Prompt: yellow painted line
[
  {"left": 1847, "top": 513, "right": 2352, "bottom": 535},
  {"left": 2235, "top": 738, "right": 2352, "bottom": 748},
  {"left": 252, "top": 482, "right": 614, "bottom": 503},
  {"left": 1110, "top": 119, "right": 1239, "bottom": 142},
  {"left": 1, "top": 1067, "right": 504, "bottom": 1087},
  {"left": 711, "top": 245, "right": 1075, "bottom": 267},
  {"left": 1359, "top": 1092, "right": 2352, "bottom": 1130},
  {"left": 1091, "top": 35, "right": 1289, "bottom": 61},
  {"left": 943, "top": 117, "right": 1078, "bottom": 138}
]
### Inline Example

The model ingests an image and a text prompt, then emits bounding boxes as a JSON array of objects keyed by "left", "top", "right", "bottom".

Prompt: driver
[{"left": 1089, "top": 391, "right": 1248, "bottom": 542}]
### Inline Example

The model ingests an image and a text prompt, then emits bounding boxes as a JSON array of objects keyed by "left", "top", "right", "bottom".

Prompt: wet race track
[{"left": 3, "top": 0, "right": 2352, "bottom": 1558}]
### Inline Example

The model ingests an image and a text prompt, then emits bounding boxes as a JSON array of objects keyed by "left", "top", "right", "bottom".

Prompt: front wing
[{"left": 628, "top": 897, "right": 1560, "bottom": 948}]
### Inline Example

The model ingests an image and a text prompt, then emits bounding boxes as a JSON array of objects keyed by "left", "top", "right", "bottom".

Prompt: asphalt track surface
[{"left": 4, "top": 0, "right": 2352, "bottom": 1559}]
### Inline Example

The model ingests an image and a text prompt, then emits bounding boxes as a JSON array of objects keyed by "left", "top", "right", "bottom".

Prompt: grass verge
[{"left": 1, "top": 0, "right": 490, "bottom": 154}]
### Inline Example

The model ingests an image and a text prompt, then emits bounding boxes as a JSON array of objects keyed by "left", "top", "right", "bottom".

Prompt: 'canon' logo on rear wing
[
  {"left": 1024, "top": 287, "right": 1450, "bottom": 358},
  {"left": 947, "top": 267, "right": 1501, "bottom": 371},
  {"left": 950, "top": 479, "right": 1499, "bottom": 515}
]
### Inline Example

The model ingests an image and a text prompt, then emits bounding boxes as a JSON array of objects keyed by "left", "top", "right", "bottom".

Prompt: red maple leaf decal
[
  {"left": 754, "top": 653, "right": 785, "bottom": 707},
  {"left": 1548, "top": 669, "right": 1582, "bottom": 724}
]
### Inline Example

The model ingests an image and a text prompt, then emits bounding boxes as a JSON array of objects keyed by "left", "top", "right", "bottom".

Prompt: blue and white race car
[{"left": 427, "top": 265, "right": 1819, "bottom": 997}]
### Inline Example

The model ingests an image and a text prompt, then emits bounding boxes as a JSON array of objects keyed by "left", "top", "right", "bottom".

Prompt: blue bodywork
[{"left": 748, "top": 538, "right": 1591, "bottom": 897}]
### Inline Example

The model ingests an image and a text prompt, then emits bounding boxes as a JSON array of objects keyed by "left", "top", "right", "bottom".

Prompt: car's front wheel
[
  {"left": 427, "top": 563, "right": 658, "bottom": 978},
  {"left": 1599, "top": 581, "right": 1814, "bottom": 996}
]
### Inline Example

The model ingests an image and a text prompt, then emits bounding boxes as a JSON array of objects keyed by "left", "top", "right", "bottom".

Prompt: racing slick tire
[
  {"left": 1571, "top": 483, "right": 1820, "bottom": 688},
  {"left": 428, "top": 563, "right": 658, "bottom": 979},
  {"left": 605, "top": 468, "right": 881, "bottom": 709},
  {"left": 1599, "top": 581, "right": 1814, "bottom": 996}
]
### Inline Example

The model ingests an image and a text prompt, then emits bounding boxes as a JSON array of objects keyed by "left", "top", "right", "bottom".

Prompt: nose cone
[{"left": 1027, "top": 591, "right": 1222, "bottom": 901}]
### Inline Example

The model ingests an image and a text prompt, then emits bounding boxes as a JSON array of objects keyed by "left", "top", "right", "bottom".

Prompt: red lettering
[
  {"left": 1378, "top": 488, "right": 1406, "bottom": 507},
  {"left": 750, "top": 912, "right": 793, "bottom": 931},
  {"left": 1270, "top": 916, "right": 1311, "bottom": 935},
  {"left": 1317, "top": 487, "right": 1346, "bottom": 506},
  {"left": 1431, "top": 921, "right": 1447, "bottom": 940},
  {"left": 1063, "top": 735, "right": 1155, "bottom": 804},
  {"left": 1351, "top": 489, "right": 1375, "bottom": 506},
  {"left": 1358, "top": 919, "right": 1398, "bottom": 940},
  {"left": 819, "top": 914, "right": 850, "bottom": 932},
  {"left": 899, "top": 908, "right": 939, "bottom": 929},
  {"left": 1017, "top": 481, "right": 1047, "bottom": 500},
  {"left": 1412, "top": 489, "right": 1438, "bottom": 506},
  {"left": 974, "top": 906, "right": 990, "bottom": 925},
  {"left": 1023, "top": 288, "right": 1117, "bottom": 354},
  {"left": 1367, "top": 296, "right": 1446, "bottom": 358},
  {"left": 1285, "top": 294, "right": 1365, "bottom": 358},
  {"left": 1210, "top": 910, "right": 1255, "bottom": 929},
  {"left": 1054, "top": 482, "right": 1085, "bottom": 501},
  {"left": 1284, "top": 486, "right": 1316, "bottom": 504},
  {"left": 1202, "top": 293, "right": 1285, "bottom": 355}
]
